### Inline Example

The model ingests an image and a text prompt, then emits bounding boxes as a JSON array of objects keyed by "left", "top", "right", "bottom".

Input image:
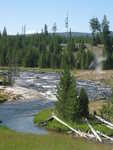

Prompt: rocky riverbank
[
  {"left": 0, "top": 86, "right": 42, "bottom": 102},
  {"left": 0, "top": 71, "right": 112, "bottom": 102}
]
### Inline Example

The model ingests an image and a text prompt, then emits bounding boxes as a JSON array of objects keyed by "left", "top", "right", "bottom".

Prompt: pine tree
[
  {"left": 44, "top": 24, "right": 48, "bottom": 35},
  {"left": 81, "top": 49, "right": 86, "bottom": 69},
  {"left": 90, "top": 17, "right": 101, "bottom": 45},
  {"left": 78, "top": 88, "right": 89, "bottom": 117},
  {"left": 24, "top": 48, "right": 38, "bottom": 67},
  {"left": 64, "top": 76, "right": 78, "bottom": 121},
  {"left": 3, "top": 27, "right": 7, "bottom": 37},
  {"left": 52, "top": 22, "right": 57, "bottom": 34},
  {"left": 102, "top": 15, "right": 113, "bottom": 69},
  {"left": 56, "top": 65, "right": 78, "bottom": 121},
  {"left": 66, "top": 38, "right": 75, "bottom": 69}
]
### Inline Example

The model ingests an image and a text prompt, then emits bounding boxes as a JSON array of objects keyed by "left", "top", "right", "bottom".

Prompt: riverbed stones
[{"left": 0, "top": 72, "right": 112, "bottom": 102}]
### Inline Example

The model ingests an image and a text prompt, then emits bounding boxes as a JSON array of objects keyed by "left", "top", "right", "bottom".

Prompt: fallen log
[
  {"left": 52, "top": 115, "right": 83, "bottom": 136},
  {"left": 51, "top": 114, "right": 95, "bottom": 139},
  {"left": 39, "top": 116, "right": 54, "bottom": 126},
  {"left": 85, "top": 118, "right": 102, "bottom": 142},
  {"left": 95, "top": 115, "right": 113, "bottom": 130},
  {"left": 105, "top": 124, "right": 113, "bottom": 130},
  {"left": 39, "top": 113, "right": 113, "bottom": 142},
  {"left": 96, "top": 130, "right": 113, "bottom": 142}
]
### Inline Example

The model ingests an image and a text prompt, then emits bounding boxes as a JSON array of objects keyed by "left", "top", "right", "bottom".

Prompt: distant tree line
[
  {"left": 0, "top": 15, "right": 113, "bottom": 70},
  {"left": 0, "top": 25, "right": 94, "bottom": 70}
]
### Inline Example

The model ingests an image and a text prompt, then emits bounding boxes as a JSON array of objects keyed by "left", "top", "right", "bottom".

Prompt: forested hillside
[
  {"left": 0, "top": 27, "right": 93, "bottom": 69},
  {"left": 0, "top": 15, "right": 113, "bottom": 70}
]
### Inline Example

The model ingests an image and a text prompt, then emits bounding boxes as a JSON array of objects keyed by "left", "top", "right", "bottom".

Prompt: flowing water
[
  {"left": 15, "top": 71, "right": 112, "bottom": 101},
  {"left": 0, "top": 100, "right": 54, "bottom": 134},
  {"left": 0, "top": 71, "right": 112, "bottom": 134}
]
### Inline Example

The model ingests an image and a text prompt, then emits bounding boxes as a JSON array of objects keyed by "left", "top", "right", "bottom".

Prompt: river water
[{"left": 0, "top": 71, "right": 112, "bottom": 134}]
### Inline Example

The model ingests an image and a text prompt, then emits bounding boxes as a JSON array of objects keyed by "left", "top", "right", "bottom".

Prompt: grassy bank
[
  {"left": 0, "top": 66, "right": 62, "bottom": 73},
  {"left": 34, "top": 108, "right": 113, "bottom": 136},
  {"left": 0, "top": 125, "right": 112, "bottom": 150},
  {"left": 19, "top": 67, "right": 62, "bottom": 73}
]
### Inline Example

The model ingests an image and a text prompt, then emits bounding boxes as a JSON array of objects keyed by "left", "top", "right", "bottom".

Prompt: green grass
[
  {"left": 19, "top": 67, "right": 62, "bottom": 73},
  {"left": 34, "top": 108, "right": 113, "bottom": 136},
  {"left": 0, "top": 125, "right": 112, "bottom": 150},
  {"left": 0, "top": 66, "right": 63, "bottom": 73}
]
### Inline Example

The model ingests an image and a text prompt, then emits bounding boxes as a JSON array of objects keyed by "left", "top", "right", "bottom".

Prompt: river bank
[
  {"left": 1, "top": 86, "right": 42, "bottom": 102},
  {"left": 34, "top": 108, "right": 113, "bottom": 137}
]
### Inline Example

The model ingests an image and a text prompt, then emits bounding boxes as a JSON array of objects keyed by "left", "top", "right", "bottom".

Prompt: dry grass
[
  {"left": 72, "top": 70, "right": 113, "bottom": 86},
  {"left": 89, "top": 100, "right": 107, "bottom": 114}
]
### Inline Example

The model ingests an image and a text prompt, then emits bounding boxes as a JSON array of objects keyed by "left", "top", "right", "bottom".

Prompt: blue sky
[{"left": 1, "top": 0, "right": 113, "bottom": 34}]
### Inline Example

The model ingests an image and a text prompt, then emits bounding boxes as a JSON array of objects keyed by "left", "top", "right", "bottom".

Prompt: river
[{"left": 0, "top": 71, "right": 112, "bottom": 134}]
